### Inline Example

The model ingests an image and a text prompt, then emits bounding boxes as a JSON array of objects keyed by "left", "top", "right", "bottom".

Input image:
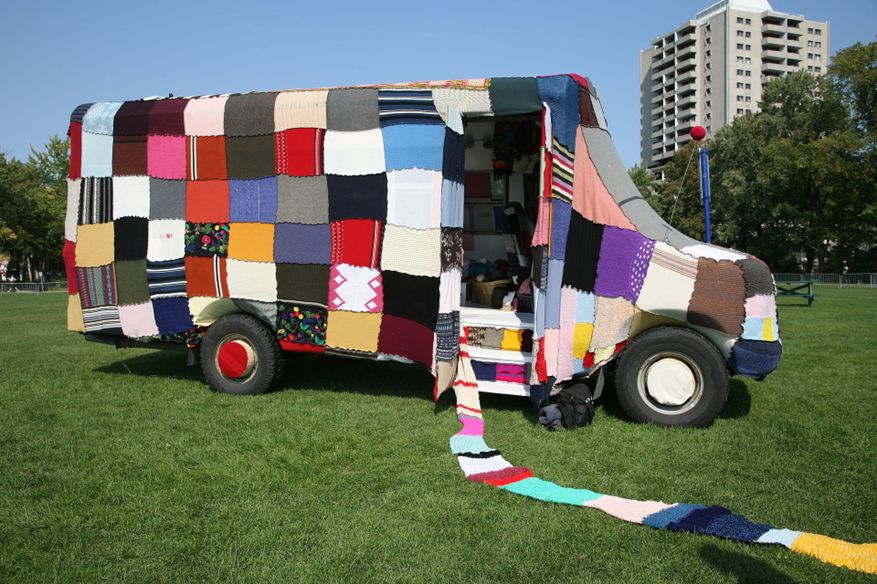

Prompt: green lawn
[{"left": 1, "top": 288, "right": 875, "bottom": 583}]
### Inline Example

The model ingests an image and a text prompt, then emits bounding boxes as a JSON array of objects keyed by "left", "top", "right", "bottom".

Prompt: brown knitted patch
[{"left": 687, "top": 258, "right": 746, "bottom": 337}]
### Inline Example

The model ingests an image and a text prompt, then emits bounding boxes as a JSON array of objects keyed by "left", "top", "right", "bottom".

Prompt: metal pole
[{"left": 699, "top": 147, "right": 712, "bottom": 244}]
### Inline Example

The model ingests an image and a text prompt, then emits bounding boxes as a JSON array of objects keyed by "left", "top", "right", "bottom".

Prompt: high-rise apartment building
[{"left": 640, "top": 0, "right": 829, "bottom": 176}]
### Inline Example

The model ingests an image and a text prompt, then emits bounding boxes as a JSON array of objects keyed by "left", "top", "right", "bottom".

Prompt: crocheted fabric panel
[
  {"left": 65, "top": 74, "right": 781, "bottom": 380},
  {"left": 449, "top": 355, "right": 877, "bottom": 575}
]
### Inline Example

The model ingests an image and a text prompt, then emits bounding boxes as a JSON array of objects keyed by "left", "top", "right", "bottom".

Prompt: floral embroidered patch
[
  {"left": 185, "top": 222, "right": 229, "bottom": 257},
  {"left": 277, "top": 303, "right": 327, "bottom": 346}
]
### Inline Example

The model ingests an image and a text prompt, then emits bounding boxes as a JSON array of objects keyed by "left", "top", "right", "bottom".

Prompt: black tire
[
  {"left": 615, "top": 326, "right": 728, "bottom": 428},
  {"left": 201, "top": 313, "right": 285, "bottom": 395}
]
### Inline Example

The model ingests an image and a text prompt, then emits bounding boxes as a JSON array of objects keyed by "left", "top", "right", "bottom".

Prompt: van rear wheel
[
  {"left": 201, "top": 314, "right": 284, "bottom": 395},
  {"left": 615, "top": 327, "right": 728, "bottom": 428}
]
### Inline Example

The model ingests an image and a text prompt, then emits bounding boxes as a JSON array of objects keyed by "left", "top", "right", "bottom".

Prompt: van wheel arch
[
  {"left": 615, "top": 326, "right": 729, "bottom": 428},
  {"left": 201, "top": 313, "right": 285, "bottom": 395}
]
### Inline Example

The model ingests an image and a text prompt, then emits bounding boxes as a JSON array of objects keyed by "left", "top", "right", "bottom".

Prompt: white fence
[
  {"left": 772, "top": 273, "right": 877, "bottom": 287},
  {"left": 1, "top": 282, "right": 68, "bottom": 294}
]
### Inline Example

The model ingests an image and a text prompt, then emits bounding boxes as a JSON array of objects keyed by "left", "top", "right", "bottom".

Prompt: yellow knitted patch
[
  {"left": 762, "top": 317, "right": 775, "bottom": 341},
  {"left": 790, "top": 532, "right": 877, "bottom": 574},
  {"left": 501, "top": 328, "right": 524, "bottom": 351},
  {"left": 572, "top": 323, "right": 594, "bottom": 359}
]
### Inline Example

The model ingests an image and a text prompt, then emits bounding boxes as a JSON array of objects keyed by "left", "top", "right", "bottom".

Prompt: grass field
[{"left": 1, "top": 287, "right": 875, "bottom": 583}]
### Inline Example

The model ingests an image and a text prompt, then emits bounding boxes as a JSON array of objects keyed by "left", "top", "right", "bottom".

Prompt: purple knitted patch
[
  {"left": 594, "top": 226, "right": 655, "bottom": 302},
  {"left": 274, "top": 223, "right": 331, "bottom": 264}
]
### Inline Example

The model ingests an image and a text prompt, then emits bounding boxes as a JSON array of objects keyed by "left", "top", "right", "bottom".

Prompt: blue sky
[{"left": 1, "top": 0, "right": 874, "bottom": 170}]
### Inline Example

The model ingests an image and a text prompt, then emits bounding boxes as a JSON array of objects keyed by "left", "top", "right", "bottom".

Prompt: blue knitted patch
[
  {"left": 499, "top": 477, "right": 603, "bottom": 504},
  {"left": 449, "top": 434, "right": 492, "bottom": 455},
  {"left": 700, "top": 512, "right": 772, "bottom": 542},
  {"left": 642, "top": 503, "right": 707, "bottom": 529}
]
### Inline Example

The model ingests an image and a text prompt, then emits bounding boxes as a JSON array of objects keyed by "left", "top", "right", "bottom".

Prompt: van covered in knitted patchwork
[{"left": 63, "top": 75, "right": 781, "bottom": 427}]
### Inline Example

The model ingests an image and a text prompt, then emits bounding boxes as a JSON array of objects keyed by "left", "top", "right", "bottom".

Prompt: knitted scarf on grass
[{"left": 450, "top": 337, "right": 877, "bottom": 575}]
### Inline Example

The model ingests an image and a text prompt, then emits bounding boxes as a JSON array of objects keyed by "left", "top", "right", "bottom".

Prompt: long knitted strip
[{"left": 449, "top": 350, "right": 877, "bottom": 575}]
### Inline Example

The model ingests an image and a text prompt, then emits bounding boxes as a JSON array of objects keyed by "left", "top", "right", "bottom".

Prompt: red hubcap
[{"left": 217, "top": 340, "right": 256, "bottom": 379}]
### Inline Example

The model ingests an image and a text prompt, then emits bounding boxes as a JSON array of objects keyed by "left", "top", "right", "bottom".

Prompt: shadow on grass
[
  {"left": 93, "top": 348, "right": 752, "bottom": 428},
  {"left": 94, "top": 348, "right": 202, "bottom": 381},
  {"left": 587, "top": 371, "right": 752, "bottom": 426},
  {"left": 700, "top": 543, "right": 794, "bottom": 583}
]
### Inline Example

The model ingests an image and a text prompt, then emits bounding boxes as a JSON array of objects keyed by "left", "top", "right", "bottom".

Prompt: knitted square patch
[
  {"left": 183, "top": 95, "right": 228, "bottom": 137},
  {"left": 274, "top": 89, "right": 328, "bottom": 131},
  {"left": 382, "top": 124, "right": 445, "bottom": 172},
  {"left": 227, "top": 222, "right": 275, "bottom": 263},
  {"left": 329, "top": 264, "right": 382, "bottom": 313},
  {"left": 146, "top": 258, "right": 187, "bottom": 299},
  {"left": 277, "top": 302, "right": 327, "bottom": 347},
  {"left": 78, "top": 177, "right": 113, "bottom": 225},
  {"left": 386, "top": 168, "right": 442, "bottom": 229},
  {"left": 82, "top": 305, "right": 123, "bottom": 335},
  {"left": 149, "top": 178, "right": 186, "bottom": 220},
  {"left": 272, "top": 223, "right": 331, "bottom": 265},
  {"left": 378, "top": 89, "right": 443, "bottom": 127},
  {"left": 185, "top": 180, "right": 230, "bottom": 223},
  {"left": 152, "top": 296, "right": 195, "bottom": 335},
  {"left": 147, "top": 135, "right": 186, "bottom": 180},
  {"left": 326, "top": 88, "right": 379, "bottom": 131},
  {"left": 119, "top": 301, "right": 160, "bottom": 338},
  {"left": 330, "top": 219, "right": 382, "bottom": 268},
  {"left": 113, "top": 135, "right": 147, "bottom": 176},
  {"left": 327, "top": 173, "right": 388, "bottom": 223},
  {"left": 226, "top": 259, "right": 277, "bottom": 302},
  {"left": 380, "top": 225, "right": 441, "bottom": 278},
  {"left": 223, "top": 92, "right": 278, "bottom": 137},
  {"left": 185, "top": 255, "right": 229, "bottom": 298},
  {"left": 377, "top": 314, "right": 435, "bottom": 366},
  {"left": 148, "top": 98, "right": 188, "bottom": 136},
  {"left": 114, "top": 259, "right": 150, "bottom": 306},
  {"left": 276, "top": 175, "right": 329, "bottom": 225},
  {"left": 562, "top": 212, "right": 603, "bottom": 292},
  {"left": 225, "top": 134, "right": 276, "bottom": 180},
  {"left": 185, "top": 222, "right": 229, "bottom": 257},
  {"left": 275, "top": 128, "right": 324, "bottom": 177},
  {"left": 276, "top": 263, "right": 330, "bottom": 304},
  {"left": 113, "top": 176, "right": 150, "bottom": 219},
  {"left": 323, "top": 129, "right": 386, "bottom": 176},
  {"left": 75, "top": 222, "right": 115, "bottom": 267},
  {"left": 186, "top": 135, "right": 228, "bottom": 180},
  {"left": 229, "top": 176, "right": 277, "bottom": 224},
  {"left": 75, "top": 264, "right": 116, "bottom": 308},
  {"left": 325, "top": 310, "right": 381, "bottom": 353},
  {"left": 146, "top": 219, "right": 185, "bottom": 262},
  {"left": 594, "top": 226, "right": 655, "bottom": 303},
  {"left": 381, "top": 270, "right": 440, "bottom": 329},
  {"left": 114, "top": 217, "right": 149, "bottom": 261}
]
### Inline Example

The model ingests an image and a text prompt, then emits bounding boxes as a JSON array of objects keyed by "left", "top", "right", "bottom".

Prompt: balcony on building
[
  {"left": 761, "top": 48, "right": 786, "bottom": 62},
  {"left": 762, "top": 60, "right": 786, "bottom": 75},
  {"left": 761, "top": 22, "right": 786, "bottom": 36}
]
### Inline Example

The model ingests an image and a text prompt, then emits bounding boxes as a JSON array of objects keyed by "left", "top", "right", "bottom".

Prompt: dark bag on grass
[{"left": 556, "top": 383, "right": 595, "bottom": 429}]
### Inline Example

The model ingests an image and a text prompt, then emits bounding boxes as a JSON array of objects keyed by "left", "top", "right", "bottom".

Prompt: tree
[
  {"left": 644, "top": 141, "right": 710, "bottom": 242},
  {"left": 627, "top": 162, "right": 659, "bottom": 199},
  {"left": 0, "top": 136, "right": 69, "bottom": 281},
  {"left": 711, "top": 70, "right": 870, "bottom": 273}
]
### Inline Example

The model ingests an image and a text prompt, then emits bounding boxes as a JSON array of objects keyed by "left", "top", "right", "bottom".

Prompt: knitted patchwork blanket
[{"left": 451, "top": 339, "right": 876, "bottom": 575}]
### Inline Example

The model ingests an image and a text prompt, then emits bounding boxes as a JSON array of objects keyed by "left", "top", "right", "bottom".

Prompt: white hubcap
[{"left": 645, "top": 357, "right": 697, "bottom": 406}]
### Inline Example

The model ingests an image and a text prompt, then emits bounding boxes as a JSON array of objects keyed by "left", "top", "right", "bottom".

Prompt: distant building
[{"left": 640, "top": 0, "right": 830, "bottom": 177}]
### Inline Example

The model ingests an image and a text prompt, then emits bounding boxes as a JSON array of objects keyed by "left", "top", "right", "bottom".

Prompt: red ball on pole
[{"left": 690, "top": 126, "right": 706, "bottom": 141}]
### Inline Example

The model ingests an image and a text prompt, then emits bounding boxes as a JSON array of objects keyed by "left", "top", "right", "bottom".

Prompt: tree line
[
  {"left": 0, "top": 136, "right": 69, "bottom": 281},
  {"left": 631, "top": 41, "right": 876, "bottom": 274}
]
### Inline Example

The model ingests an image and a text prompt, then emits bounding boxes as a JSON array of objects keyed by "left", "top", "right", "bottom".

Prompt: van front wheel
[
  {"left": 201, "top": 314, "right": 284, "bottom": 395},
  {"left": 615, "top": 327, "right": 728, "bottom": 428}
]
